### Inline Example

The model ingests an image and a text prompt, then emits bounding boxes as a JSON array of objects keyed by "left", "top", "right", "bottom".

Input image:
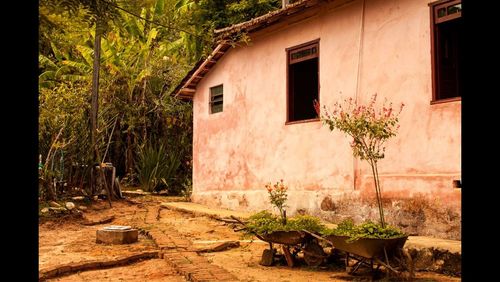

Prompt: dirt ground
[{"left": 39, "top": 195, "right": 460, "bottom": 281}]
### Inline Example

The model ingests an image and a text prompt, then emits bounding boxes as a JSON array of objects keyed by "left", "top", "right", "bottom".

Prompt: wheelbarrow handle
[
  {"left": 229, "top": 215, "right": 268, "bottom": 242},
  {"left": 301, "top": 229, "right": 334, "bottom": 245}
]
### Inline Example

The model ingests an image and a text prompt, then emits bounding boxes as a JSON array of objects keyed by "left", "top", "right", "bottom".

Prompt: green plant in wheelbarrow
[
  {"left": 240, "top": 181, "right": 329, "bottom": 267},
  {"left": 243, "top": 211, "right": 327, "bottom": 238},
  {"left": 242, "top": 211, "right": 329, "bottom": 267},
  {"left": 322, "top": 219, "right": 406, "bottom": 243},
  {"left": 321, "top": 219, "right": 411, "bottom": 277}
]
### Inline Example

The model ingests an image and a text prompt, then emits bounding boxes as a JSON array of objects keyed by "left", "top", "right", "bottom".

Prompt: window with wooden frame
[
  {"left": 209, "top": 85, "right": 223, "bottom": 114},
  {"left": 430, "top": 0, "right": 462, "bottom": 103},
  {"left": 286, "top": 40, "right": 319, "bottom": 123}
]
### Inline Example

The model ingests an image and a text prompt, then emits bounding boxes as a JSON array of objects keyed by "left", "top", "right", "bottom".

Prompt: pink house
[{"left": 173, "top": 0, "right": 462, "bottom": 239}]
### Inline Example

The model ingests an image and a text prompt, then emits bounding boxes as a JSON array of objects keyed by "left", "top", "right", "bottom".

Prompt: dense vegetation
[{"left": 39, "top": 0, "right": 282, "bottom": 199}]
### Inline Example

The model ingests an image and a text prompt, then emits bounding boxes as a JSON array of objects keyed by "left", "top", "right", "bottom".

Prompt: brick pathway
[{"left": 141, "top": 206, "right": 238, "bottom": 281}]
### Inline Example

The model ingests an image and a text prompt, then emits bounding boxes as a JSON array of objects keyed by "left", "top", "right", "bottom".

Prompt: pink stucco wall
[{"left": 191, "top": 0, "right": 461, "bottom": 231}]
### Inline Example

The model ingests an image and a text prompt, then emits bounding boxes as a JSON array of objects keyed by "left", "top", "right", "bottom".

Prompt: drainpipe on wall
[
  {"left": 282, "top": 0, "right": 290, "bottom": 9},
  {"left": 353, "top": 0, "right": 366, "bottom": 191}
]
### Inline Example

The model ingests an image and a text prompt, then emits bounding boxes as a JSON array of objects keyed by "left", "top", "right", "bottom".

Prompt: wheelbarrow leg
[
  {"left": 383, "top": 246, "right": 392, "bottom": 278},
  {"left": 370, "top": 259, "right": 375, "bottom": 277},
  {"left": 351, "top": 258, "right": 364, "bottom": 274},
  {"left": 282, "top": 245, "right": 294, "bottom": 267},
  {"left": 345, "top": 252, "right": 351, "bottom": 273}
]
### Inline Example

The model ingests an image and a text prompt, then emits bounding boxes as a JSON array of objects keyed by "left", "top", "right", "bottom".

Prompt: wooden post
[
  {"left": 90, "top": 20, "right": 101, "bottom": 198},
  {"left": 90, "top": 21, "right": 101, "bottom": 154},
  {"left": 111, "top": 166, "right": 116, "bottom": 198}
]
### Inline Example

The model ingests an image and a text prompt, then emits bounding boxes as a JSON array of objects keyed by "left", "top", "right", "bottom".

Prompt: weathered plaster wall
[{"left": 192, "top": 0, "right": 461, "bottom": 239}]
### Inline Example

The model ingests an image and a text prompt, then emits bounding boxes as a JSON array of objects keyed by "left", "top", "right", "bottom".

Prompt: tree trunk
[
  {"left": 373, "top": 161, "right": 385, "bottom": 227},
  {"left": 369, "top": 160, "right": 385, "bottom": 228}
]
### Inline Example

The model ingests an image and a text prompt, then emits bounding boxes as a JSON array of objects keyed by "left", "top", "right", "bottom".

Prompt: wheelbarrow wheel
[{"left": 303, "top": 241, "right": 326, "bottom": 267}]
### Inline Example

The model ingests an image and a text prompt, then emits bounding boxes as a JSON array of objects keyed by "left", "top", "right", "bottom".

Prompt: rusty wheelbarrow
[
  {"left": 320, "top": 234, "right": 414, "bottom": 278},
  {"left": 229, "top": 216, "right": 327, "bottom": 267}
]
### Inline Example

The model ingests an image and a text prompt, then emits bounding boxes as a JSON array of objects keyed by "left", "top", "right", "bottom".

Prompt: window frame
[
  {"left": 209, "top": 84, "right": 223, "bottom": 114},
  {"left": 429, "top": 0, "right": 462, "bottom": 104},
  {"left": 285, "top": 38, "right": 321, "bottom": 125}
]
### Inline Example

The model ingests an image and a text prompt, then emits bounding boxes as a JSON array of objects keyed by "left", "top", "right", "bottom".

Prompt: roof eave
[
  {"left": 172, "top": 42, "right": 232, "bottom": 99},
  {"left": 171, "top": 0, "right": 334, "bottom": 99}
]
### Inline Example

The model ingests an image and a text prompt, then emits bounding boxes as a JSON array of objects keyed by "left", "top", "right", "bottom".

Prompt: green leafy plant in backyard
[
  {"left": 314, "top": 94, "right": 404, "bottom": 227},
  {"left": 286, "top": 215, "right": 327, "bottom": 234},
  {"left": 136, "top": 141, "right": 182, "bottom": 192},
  {"left": 243, "top": 211, "right": 282, "bottom": 237},
  {"left": 243, "top": 211, "right": 327, "bottom": 238},
  {"left": 321, "top": 219, "right": 405, "bottom": 242}
]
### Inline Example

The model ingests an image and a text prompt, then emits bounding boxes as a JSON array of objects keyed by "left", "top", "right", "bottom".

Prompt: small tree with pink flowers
[{"left": 314, "top": 94, "right": 404, "bottom": 228}]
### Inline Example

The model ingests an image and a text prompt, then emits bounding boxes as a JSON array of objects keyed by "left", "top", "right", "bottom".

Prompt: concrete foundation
[{"left": 96, "top": 227, "right": 138, "bottom": 244}]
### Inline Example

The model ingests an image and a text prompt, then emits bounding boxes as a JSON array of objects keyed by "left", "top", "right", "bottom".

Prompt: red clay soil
[{"left": 39, "top": 196, "right": 460, "bottom": 282}]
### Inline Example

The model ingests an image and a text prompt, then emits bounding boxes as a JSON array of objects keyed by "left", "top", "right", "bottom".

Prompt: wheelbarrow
[
  {"left": 317, "top": 233, "right": 413, "bottom": 278},
  {"left": 229, "top": 216, "right": 327, "bottom": 267}
]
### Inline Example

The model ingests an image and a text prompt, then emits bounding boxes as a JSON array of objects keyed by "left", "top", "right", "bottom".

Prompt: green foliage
[
  {"left": 39, "top": 0, "right": 193, "bottom": 198},
  {"left": 244, "top": 211, "right": 283, "bottom": 237},
  {"left": 226, "top": 0, "right": 281, "bottom": 26},
  {"left": 136, "top": 140, "right": 182, "bottom": 192},
  {"left": 286, "top": 215, "right": 327, "bottom": 234},
  {"left": 40, "top": 0, "right": 120, "bottom": 32},
  {"left": 39, "top": 81, "right": 94, "bottom": 166},
  {"left": 322, "top": 219, "right": 406, "bottom": 242},
  {"left": 173, "top": 0, "right": 281, "bottom": 63},
  {"left": 323, "top": 218, "right": 355, "bottom": 236},
  {"left": 243, "top": 211, "right": 327, "bottom": 237}
]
